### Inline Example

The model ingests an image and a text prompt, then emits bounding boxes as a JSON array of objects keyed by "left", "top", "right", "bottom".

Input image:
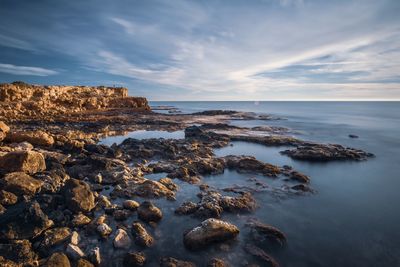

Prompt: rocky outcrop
[
  {"left": 0, "top": 81, "right": 150, "bottom": 120},
  {"left": 183, "top": 219, "right": 239, "bottom": 250}
]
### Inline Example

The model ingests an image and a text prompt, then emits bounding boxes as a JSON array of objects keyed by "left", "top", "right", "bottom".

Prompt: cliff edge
[{"left": 0, "top": 81, "right": 150, "bottom": 120}]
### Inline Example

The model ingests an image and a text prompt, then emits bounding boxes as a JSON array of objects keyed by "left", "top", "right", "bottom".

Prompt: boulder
[
  {"left": 246, "top": 219, "right": 286, "bottom": 247},
  {"left": 6, "top": 130, "right": 54, "bottom": 146},
  {"left": 1, "top": 172, "right": 43, "bottom": 196},
  {"left": 0, "top": 150, "right": 46, "bottom": 174},
  {"left": 97, "top": 223, "right": 112, "bottom": 237},
  {"left": 123, "top": 251, "right": 146, "bottom": 267},
  {"left": 62, "top": 179, "right": 95, "bottom": 213},
  {"left": 123, "top": 199, "right": 140, "bottom": 211},
  {"left": 183, "top": 219, "right": 239, "bottom": 250},
  {"left": 113, "top": 228, "right": 131, "bottom": 249},
  {"left": 88, "top": 247, "right": 101, "bottom": 266},
  {"left": 131, "top": 222, "right": 154, "bottom": 247},
  {"left": 71, "top": 213, "right": 92, "bottom": 227},
  {"left": 44, "top": 252, "right": 71, "bottom": 267},
  {"left": 160, "top": 257, "right": 196, "bottom": 267},
  {"left": 66, "top": 243, "right": 85, "bottom": 260},
  {"left": 39, "top": 227, "right": 71, "bottom": 252},
  {"left": 137, "top": 201, "right": 162, "bottom": 222}
]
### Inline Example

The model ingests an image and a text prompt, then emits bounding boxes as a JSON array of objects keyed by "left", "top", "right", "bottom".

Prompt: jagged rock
[
  {"left": 97, "top": 223, "right": 112, "bottom": 237},
  {"left": 113, "top": 228, "right": 131, "bottom": 249},
  {"left": 0, "top": 239, "right": 37, "bottom": 266},
  {"left": 0, "top": 150, "right": 46, "bottom": 174},
  {"left": 66, "top": 243, "right": 85, "bottom": 260},
  {"left": 6, "top": 130, "right": 54, "bottom": 146},
  {"left": 246, "top": 219, "right": 287, "bottom": 247},
  {"left": 183, "top": 218, "right": 240, "bottom": 250},
  {"left": 71, "top": 213, "right": 91, "bottom": 227},
  {"left": 39, "top": 227, "right": 71, "bottom": 252},
  {"left": 289, "top": 171, "right": 310, "bottom": 184},
  {"left": 137, "top": 201, "right": 162, "bottom": 222},
  {"left": 208, "top": 258, "right": 228, "bottom": 267},
  {"left": 1, "top": 172, "right": 43, "bottom": 196},
  {"left": 158, "top": 177, "right": 179, "bottom": 191},
  {"left": 62, "top": 179, "right": 95, "bottom": 213},
  {"left": 224, "top": 155, "right": 281, "bottom": 177},
  {"left": 281, "top": 143, "right": 374, "bottom": 161},
  {"left": 244, "top": 244, "right": 279, "bottom": 267},
  {"left": 160, "top": 257, "right": 196, "bottom": 267},
  {"left": 0, "top": 201, "right": 53, "bottom": 240},
  {"left": 0, "top": 190, "right": 18, "bottom": 206},
  {"left": 44, "top": 252, "right": 71, "bottom": 267},
  {"left": 131, "top": 222, "right": 154, "bottom": 247},
  {"left": 123, "top": 200, "right": 140, "bottom": 211},
  {"left": 0, "top": 121, "right": 10, "bottom": 142},
  {"left": 123, "top": 251, "right": 146, "bottom": 266},
  {"left": 77, "top": 259, "right": 94, "bottom": 267}
]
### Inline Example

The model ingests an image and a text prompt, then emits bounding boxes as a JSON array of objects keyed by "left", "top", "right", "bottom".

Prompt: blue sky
[{"left": 0, "top": 0, "right": 399, "bottom": 100}]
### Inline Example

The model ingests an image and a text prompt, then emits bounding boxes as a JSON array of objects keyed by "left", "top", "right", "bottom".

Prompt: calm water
[{"left": 143, "top": 101, "right": 400, "bottom": 267}]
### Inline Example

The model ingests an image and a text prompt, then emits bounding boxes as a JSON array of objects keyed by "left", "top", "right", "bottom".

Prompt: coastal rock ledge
[{"left": 0, "top": 81, "right": 150, "bottom": 120}]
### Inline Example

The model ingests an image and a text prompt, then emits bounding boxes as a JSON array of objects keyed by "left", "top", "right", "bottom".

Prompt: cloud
[{"left": 0, "top": 63, "right": 58, "bottom": 76}]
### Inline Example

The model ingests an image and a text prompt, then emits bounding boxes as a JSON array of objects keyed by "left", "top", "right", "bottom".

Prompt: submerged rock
[
  {"left": 160, "top": 257, "right": 196, "bottom": 267},
  {"left": 113, "top": 228, "right": 131, "bottom": 249},
  {"left": 1, "top": 172, "right": 43, "bottom": 196},
  {"left": 137, "top": 201, "right": 162, "bottom": 222},
  {"left": 131, "top": 222, "right": 154, "bottom": 247},
  {"left": 244, "top": 244, "right": 279, "bottom": 267},
  {"left": 246, "top": 219, "right": 287, "bottom": 247},
  {"left": 123, "top": 251, "right": 146, "bottom": 266},
  {"left": 62, "top": 179, "right": 96, "bottom": 213},
  {"left": 183, "top": 218, "right": 240, "bottom": 250},
  {"left": 0, "top": 150, "right": 46, "bottom": 174}
]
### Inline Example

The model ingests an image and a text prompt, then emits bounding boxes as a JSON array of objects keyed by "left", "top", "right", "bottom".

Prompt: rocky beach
[{"left": 0, "top": 82, "right": 375, "bottom": 267}]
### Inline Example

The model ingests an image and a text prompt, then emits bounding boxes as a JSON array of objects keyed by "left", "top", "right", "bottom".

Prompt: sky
[{"left": 0, "top": 0, "right": 399, "bottom": 101}]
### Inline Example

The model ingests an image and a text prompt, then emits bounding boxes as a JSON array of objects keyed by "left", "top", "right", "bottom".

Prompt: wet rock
[
  {"left": 160, "top": 257, "right": 196, "bottom": 267},
  {"left": 289, "top": 171, "right": 310, "bottom": 184},
  {"left": 71, "top": 213, "right": 92, "bottom": 227},
  {"left": 291, "top": 184, "right": 313, "bottom": 192},
  {"left": 66, "top": 243, "right": 85, "bottom": 260},
  {"left": 0, "top": 150, "right": 46, "bottom": 174},
  {"left": 281, "top": 143, "right": 374, "bottom": 161},
  {"left": 97, "top": 223, "right": 112, "bottom": 237},
  {"left": 77, "top": 259, "right": 94, "bottom": 267},
  {"left": 137, "top": 201, "right": 163, "bottom": 222},
  {"left": 208, "top": 258, "right": 228, "bottom": 267},
  {"left": 123, "top": 199, "right": 140, "bottom": 210},
  {"left": 0, "top": 256, "right": 18, "bottom": 267},
  {"left": 113, "top": 209, "right": 130, "bottom": 221},
  {"left": 97, "top": 195, "right": 112, "bottom": 209},
  {"left": 244, "top": 244, "right": 279, "bottom": 267},
  {"left": 6, "top": 130, "right": 54, "bottom": 146},
  {"left": 39, "top": 227, "right": 71, "bottom": 252},
  {"left": 349, "top": 134, "right": 359, "bottom": 138},
  {"left": 224, "top": 155, "right": 281, "bottom": 177},
  {"left": 0, "top": 239, "right": 37, "bottom": 266},
  {"left": 159, "top": 177, "right": 179, "bottom": 191},
  {"left": 0, "top": 204, "right": 5, "bottom": 215},
  {"left": 71, "top": 231, "right": 80, "bottom": 245},
  {"left": 246, "top": 219, "right": 286, "bottom": 246},
  {"left": 175, "top": 201, "right": 198, "bottom": 215},
  {"left": 0, "top": 190, "right": 18, "bottom": 206},
  {"left": 116, "top": 179, "right": 176, "bottom": 200},
  {"left": 0, "top": 201, "right": 53, "bottom": 239},
  {"left": 123, "top": 251, "right": 146, "bottom": 266},
  {"left": 0, "top": 121, "right": 10, "bottom": 142},
  {"left": 183, "top": 218, "right": 240, "bottom": 250},
  {"left": 62, "top": 179, "right": 96, "bottom": 213},
  {"left": 131, "top": 222, "right": 154, "bottom": 247},
  {"left": 44, "top": 252, "right": 71, "bottom": 267},
  {"left": 220, "top": 192, "right": 257, "bottom": 213},
  {"left": 113, "top": 228, "right": 131, "bottom": 249},
  {"left": 88, "top": 247, "right": 101, "bottom": 266},
  {"left": 1, "top": 172, "right": 43, "bottom": 196}
]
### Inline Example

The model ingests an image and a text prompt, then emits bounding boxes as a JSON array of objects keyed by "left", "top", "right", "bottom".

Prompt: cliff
[{"left": 0, "top": 81, "right": 150, "bottom": 120}]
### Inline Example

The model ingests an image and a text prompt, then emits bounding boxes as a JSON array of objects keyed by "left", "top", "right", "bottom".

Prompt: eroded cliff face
[{"left": 0, "top": 82, "right": 150, "bottom": 120}]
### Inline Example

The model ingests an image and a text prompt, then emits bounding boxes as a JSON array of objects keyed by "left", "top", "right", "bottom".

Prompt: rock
[
  {"left": 113, "top": 228, "right": 131, "bottom": 249},
  {"left": 281, "top": 143, "right": 374, "bottom": 161},
  {"left": 349, "top": 134, "right": 359, "bottom": 138},
  {"left": 0, "top": 201, "right": 53, "bottom": 240},
  {"left": 39, "top": 227, "right": 71, "bottom": 251},
  {"left": 66, "top": 243, "right": 85, "bottom": 260},
  {"left": 88, "top": 247, "right": 101, "bottom": 266},
  {"left": 123, "top": 251, "right": 146, "bottom": 266},
  {"left": 160, "top": 257, "right": 196, "bottom": 267},
  {"left": 291, "top": 184, "right": 313, "bottom": 192},
  {"left": 123, "top": 199, "right": 140, "bottom": 211},
  {"left": 117, "top": 179, "right": 176, "bottom": 200},
  {"left": 9, "top": 141, "right": 34, "bottom": 151},
  {"left": 97, "top": 195, "right": 112, "bottom": 208},
  {"left": 244, "top": 244, "right": 279, "bottom": 267},
  {"left": 0, "top": 256, "right": 18, "bottom": 267},
  {"left": 77, "top": 259, "right": 94, "bottom": 267},
  {"left": 44, "top": 252, "right": 71, "bottom": 267},
  {"left": 208, "top": 258, "right": 228, "bottom": 267},
  {"left": 0, "top": 239, "right": 37, "bottom": 266},
  {"left": 62, "top": 179, "right": 96, "bottom": 213},
  {"left": 183, "top": 218, "right": 240, "bottom": 250},
  {"left": 289, "top": 171, "right": 310, "bottom": 184},
  {"left": 0, "top": 190, "right": 18, "bottom": 206},
  {"left": 71, "top": 231, "right": 80, "bottom": 245},
  {"left": 175, "top": 201, "right": 198, "bottom": 215},
  {"left": 113, "top": 209, "right": 130, "bottom": 221},
  {"left": 0, "top": 204, "right": 5, "bottom": 215},
  {"left": 131, "top": 222, "right": 154, "bottom": 247},
  {"left": 97, "top": 223, "right": 112, "bottom": 237},
  {"left": 246, "top": 219, "right": 286, "bottom": 247},
  {"left": 1, "top": 172, "right": 43, "bottom": 196},
  {"left": 137, "top": 201, "right": 162, "bottom": 222},
  {"left": 224, "top": 156, "right": 281, "bottom": 177},
  {"left": 71, "top": 213, "right": 92, "bottom": 227},
  {"left": 158, "top": 177, "right": 179, "bottom": 191},
  {"left": 0, "top": 121, "right": 10, "bottom": 142},
  {"left": 6, "top": 130, "right": 54, "bottom": 146},
  {"left": 0, "top": 150, "right": 46, "bottom": 174}
]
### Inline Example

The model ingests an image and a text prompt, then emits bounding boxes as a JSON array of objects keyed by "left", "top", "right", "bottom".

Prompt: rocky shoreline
[{"left": 0, "top": 83, "right": 374, "bottom": 266}]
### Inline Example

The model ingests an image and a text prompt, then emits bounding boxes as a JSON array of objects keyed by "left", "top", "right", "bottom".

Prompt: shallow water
[
  {"left": 99, "top": 130, "right": 185, "bottom": 146},
  {"left": 146, "top": 101, "right": 400, "bottom": 266}
]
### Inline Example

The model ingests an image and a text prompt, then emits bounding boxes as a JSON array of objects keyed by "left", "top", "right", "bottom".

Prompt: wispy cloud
[
  {"left": 0, "top": 34, "right": 36, "bottom": 51},
  {"left": 0, "top": 63, "right": 58, "bottom": 76}
]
